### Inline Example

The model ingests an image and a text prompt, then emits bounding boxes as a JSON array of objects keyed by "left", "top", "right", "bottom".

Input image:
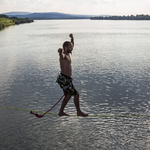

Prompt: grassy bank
[
  {"left": 0, "top": 18, "right": 15, "bottom": 30},
  {"left": 0, "top": 14, "right": 33, "bottom": 30}
]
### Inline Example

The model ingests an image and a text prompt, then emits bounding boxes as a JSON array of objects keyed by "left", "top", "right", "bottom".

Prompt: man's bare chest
[{"left": 65, "top": 55, "right": 71, "bottom": 63}]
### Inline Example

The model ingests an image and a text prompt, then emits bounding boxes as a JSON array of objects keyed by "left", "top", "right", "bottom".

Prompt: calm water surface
[{"left": 0, "top": 20, "right": 150, "bottom": 149}]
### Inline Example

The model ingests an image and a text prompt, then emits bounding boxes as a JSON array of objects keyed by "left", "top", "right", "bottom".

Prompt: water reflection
[{"left": 0, "top": 20, "right": 150, "bottom": 149}]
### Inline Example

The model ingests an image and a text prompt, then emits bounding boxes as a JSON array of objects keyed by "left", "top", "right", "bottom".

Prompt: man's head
[{"left": 63, "top": 41, "right": 73, "bottom": 54}]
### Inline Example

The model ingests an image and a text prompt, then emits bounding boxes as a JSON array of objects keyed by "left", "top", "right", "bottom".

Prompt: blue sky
[{"left": 0, "top": 0, "right": 150, "bottom": 15}]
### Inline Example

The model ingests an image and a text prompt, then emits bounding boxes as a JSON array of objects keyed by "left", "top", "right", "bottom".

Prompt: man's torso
[{"left": 59, "top": 53, "right": 72, "bottom": 77}]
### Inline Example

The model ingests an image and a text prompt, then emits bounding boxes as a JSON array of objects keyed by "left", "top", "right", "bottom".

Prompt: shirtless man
[{"left": 57, "top": 33, "right": 88, "bottom": 117}]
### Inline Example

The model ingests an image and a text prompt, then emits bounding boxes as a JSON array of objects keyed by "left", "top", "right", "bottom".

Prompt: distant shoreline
[
  {"left": 2, "top": 12, "right": 150, "bottom": 21},
  {"left": 90, "top": 14, "right": 150, "bottom": 20}
]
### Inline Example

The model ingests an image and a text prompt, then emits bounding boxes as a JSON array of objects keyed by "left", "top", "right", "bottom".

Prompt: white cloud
[
  {"left": 100, "top": 0, "right": 117, "bottom": 4},
  {"left": 76, "top": 1, "right": 84, "bottom": 5},
  {"left": 91, "top": 0, "right": 100, "bottom": 4},
  {"left": 0, "top": 0, "right": 150, "bottom": 15},
  {"left": 91, "top": 0, "right": 116, "bottom": 4},
  {"left": 0, "top": 0, "right": 5, "bottom": 4}
]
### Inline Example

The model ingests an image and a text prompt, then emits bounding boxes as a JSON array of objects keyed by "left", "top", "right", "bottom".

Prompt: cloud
[
  {"left": 91, "top": 0, "right": 100, "bottom": 4},
  {"left": 0, "top": 0, "right": 149, "bottom": 15},
  {"left": 91, "top": 0, "right": 117, "bottom": 5},
  {"left": 0, "top": 0, "right": 54, "bottom": 13},
  {"left": 100, "top": 0, "right": 117, "bottom": 3},
  {"left": 76, "top": 1, "right": 84, "bottom": 5},
  {"left": 146, "top": 0, "right": 150, "bottom": 3},
  {"left": 144, "top": 0, "right": 150, "bottom": 14},
  {"left": 0, "top": 0, "right": 5, "bottom": 4}
]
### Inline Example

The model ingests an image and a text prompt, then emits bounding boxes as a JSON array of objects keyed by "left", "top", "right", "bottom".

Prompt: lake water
[{"left": 0, "top": 20, "right": 150, "bottom": 149}]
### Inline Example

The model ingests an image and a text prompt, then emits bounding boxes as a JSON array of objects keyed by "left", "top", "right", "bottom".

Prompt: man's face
[{"left": 67, "top": 43, "right": 73, "bottom": 53}]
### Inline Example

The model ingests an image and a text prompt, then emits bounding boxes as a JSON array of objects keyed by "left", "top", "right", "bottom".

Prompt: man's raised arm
[
  {"left": 58, "top": 48, "right": 65, "bottom": 59},
  {"left": 69, "top": 34, "right": 74, "bottom": 47}
]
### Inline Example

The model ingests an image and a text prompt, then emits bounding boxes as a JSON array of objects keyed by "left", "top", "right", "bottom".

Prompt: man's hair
[{"left": 63, "top": 41, "right": 71, "bottom": 50}]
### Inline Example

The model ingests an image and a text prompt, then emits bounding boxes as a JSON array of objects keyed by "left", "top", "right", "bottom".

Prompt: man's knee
[
  {"left": 74, "top": 93, "right": 79, "bottom": 98},
  {"left": 63, "top": 94, "right": 72, "bottom": 101}
]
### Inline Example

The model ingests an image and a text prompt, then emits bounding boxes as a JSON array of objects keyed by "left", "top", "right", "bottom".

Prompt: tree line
[
  {"left": 90, "top": 14, "right": 150, "bottom": 20},
  {"left": 0, "top": 14, "right": 33, "bottom": 30}
]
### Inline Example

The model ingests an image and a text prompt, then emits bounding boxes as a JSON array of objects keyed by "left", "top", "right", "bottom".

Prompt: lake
[{"left": 0, "top": 19, "right": 150, "bottom": 149}]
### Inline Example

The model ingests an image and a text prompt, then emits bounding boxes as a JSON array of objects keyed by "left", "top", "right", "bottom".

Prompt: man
[{"left": 57, "top": 33, "right": 88, "bottom": 117}]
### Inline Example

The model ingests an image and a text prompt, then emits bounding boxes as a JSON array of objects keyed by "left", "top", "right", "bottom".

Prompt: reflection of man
[{"left": 57, "top": 34, "right": 88, "bottom": 117}]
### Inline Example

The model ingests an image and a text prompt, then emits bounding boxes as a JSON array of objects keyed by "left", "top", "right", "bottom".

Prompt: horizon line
[{"left": 1, "top": 11, "right": 150, "bottom": 17}]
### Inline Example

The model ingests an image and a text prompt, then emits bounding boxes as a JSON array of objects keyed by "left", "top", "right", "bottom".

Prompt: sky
[{"left": 0, "top": 0, "right": 150, "bottom": 16}]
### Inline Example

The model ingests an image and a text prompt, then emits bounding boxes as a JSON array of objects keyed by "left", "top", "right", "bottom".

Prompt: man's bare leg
[
  {"left": 74, "top": 93, "right": 88, "bottom": 117},
  {"left": 59, "top": 94, "right": 71, "bottom": 116}
]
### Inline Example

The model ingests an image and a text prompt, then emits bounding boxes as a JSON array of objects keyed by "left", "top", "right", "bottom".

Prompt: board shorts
[{"left": 56, "top": 72, "right": 78, "bottom": 96}]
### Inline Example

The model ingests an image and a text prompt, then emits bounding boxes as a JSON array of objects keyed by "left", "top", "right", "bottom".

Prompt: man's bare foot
[
  {"left": 58, "top": 112, "right": 70, "bottom": 116},
  {"left": 77, "top": 111, "right": 88, "bottom": 117}
]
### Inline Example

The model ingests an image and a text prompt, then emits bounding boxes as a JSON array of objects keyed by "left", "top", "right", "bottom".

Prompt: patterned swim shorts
[{"left": 56, "top": 73, "right": 78, "bottom": 96}]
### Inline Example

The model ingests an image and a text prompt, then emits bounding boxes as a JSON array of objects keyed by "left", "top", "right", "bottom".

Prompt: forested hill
[
  {"left": 0, "top": 14, "right": 33, "bottom": 30},
  {"left": 90, "top": 14, "right": 150, "bottom": 20}
]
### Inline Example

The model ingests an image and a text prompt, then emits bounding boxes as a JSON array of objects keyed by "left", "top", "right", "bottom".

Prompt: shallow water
[{"left": 0, "top": 20, "right": 150, "bottom": 149}]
